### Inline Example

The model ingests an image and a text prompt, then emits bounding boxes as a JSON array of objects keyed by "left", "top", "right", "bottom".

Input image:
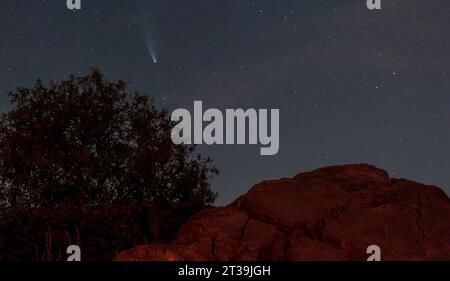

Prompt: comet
[
  {"left": 144, "top": 31, "right": 158, "bottom": 64},
  {"left": 146, "top": 40, "right": 158, "bottom": 64},
  {"left": 149, "top": 47, "right": 157, "bottom": 64}
]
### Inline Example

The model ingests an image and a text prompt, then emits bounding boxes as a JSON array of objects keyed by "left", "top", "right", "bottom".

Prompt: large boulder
[{"left": 115, "top": 164, "right": 450, "bottom": 261}]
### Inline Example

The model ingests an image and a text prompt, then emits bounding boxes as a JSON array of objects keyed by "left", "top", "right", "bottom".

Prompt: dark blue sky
[{"left": 1, "top": 0, "right": 449, "bottom": 204}]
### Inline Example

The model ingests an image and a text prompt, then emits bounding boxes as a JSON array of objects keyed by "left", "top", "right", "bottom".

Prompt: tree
[
  {"left": 0, "top": 69, "right": 217, "bottom": 210},
  {"left": 0, "top": 69, "right": 218, "bottom": 260}
]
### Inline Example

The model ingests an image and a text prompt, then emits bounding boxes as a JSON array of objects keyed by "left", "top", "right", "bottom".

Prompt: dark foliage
[{"left": 0, "top": 69, "right": 217, "bottom": 260}]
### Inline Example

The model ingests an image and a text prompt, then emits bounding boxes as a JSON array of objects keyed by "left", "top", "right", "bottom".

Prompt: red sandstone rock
[{"left": 115, "top": 164, "right": 450, "bottom": 261}]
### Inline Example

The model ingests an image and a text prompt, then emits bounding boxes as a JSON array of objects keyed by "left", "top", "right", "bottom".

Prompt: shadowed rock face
[{"left": 115, "top": 164, "right": 450, "bottom": 261}]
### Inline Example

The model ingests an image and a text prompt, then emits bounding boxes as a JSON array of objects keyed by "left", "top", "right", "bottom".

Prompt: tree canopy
[{"left": 0, "top": 69, "right": 217, "bottom": 210}]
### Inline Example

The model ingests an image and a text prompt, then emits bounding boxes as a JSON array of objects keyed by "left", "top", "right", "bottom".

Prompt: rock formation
[{"left": 116, "top": 164, "right": 450, "bottom": 261}]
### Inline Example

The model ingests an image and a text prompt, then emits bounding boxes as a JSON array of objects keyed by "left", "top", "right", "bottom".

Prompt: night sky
[{"left": 1, "top": 0, "right": 449, "bottom": 205}]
